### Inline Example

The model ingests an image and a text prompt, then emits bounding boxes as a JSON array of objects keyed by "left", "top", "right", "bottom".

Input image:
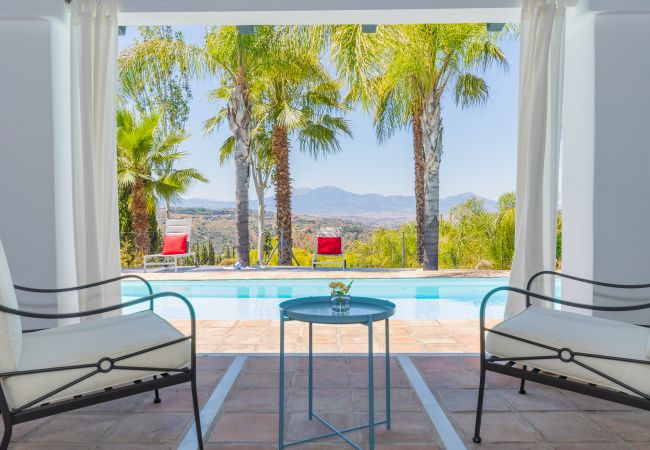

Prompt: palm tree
[
  {"left": 202, "top": 26, "right": 279, "bottom": 266},
  {"left": 117, "top": 109, "right": 207, "bottom": 253},
  {"left": 331, "top": 24, "right": 507, "bottom": 269},
  {"left": 209, "top": 125, "right": 275, "bottom": 266},
  {"left": 258, "top": 26, "right": 352, "bottom": 265},
  {"left": 118, "top": 27, "right": 203, "bottom": 218}
]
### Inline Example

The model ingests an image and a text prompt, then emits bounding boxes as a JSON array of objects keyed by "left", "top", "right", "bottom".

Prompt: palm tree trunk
[
  {"left": 132, "top": 178, "right": 150, "bottom": 254},
  {"left": 257, "top": 200, "right": 265, "bottom": 265},
  {"left": 272, "top": 124, "right": 292, "bottom": 265},
  {"left": 228, "top": 73, "right": 252, "bottom": 267},
  {"left": 251, "top": 155, "right": 269, "bottom": 266},
  {"left": 420, "top": 94, "right": 443, "bottom": 270},
  {"left": 412, "top": 111, "right": 425, "bottom": 263},
  {"left": 253, "top": 172, "right": 266, "bottom": 265}
]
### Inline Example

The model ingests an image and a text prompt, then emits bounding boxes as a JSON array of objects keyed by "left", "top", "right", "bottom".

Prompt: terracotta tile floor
[
  {"left": 5, "top": 354, "right": 650, "bottom": 449},
  {"left": 205, "top": 356, "right": 443, "bottom": 450},
  {"left": 2, "top": 355, "right": 233, "bottom": 450},
  {"left": 170, "top": 319, "right": 501, "bottom": 354},
  {"left": 411, "top": 355, "right": 650, "bottom": 449}
]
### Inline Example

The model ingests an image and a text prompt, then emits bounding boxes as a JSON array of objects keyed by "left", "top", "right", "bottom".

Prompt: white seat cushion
[
  {"left": 486, "top": 306, "right": 650, "bottom": 397},
  {"left": 2, "top": 310, "right": 190, "bottom": 409},
  {"left": 0, "top": 240, "right": 22, "bottom": 374}
]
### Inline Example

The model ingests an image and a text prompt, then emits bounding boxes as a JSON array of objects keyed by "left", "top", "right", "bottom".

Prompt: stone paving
[{"left": 171, "top": 319, "right": 501, "bottom": 354}]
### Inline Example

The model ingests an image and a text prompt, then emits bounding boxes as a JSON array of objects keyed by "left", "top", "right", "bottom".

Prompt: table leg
[
  {"left": 368, "top": 319, "right": 374, "bottom": 450},
  {"left": 308, "top": 321, "right": 313, "bottom": 420},
  {"left": 279, "top": 311, "right": 285, "bottom": 449},
  {"left": 385, "top": 318, "right": 391, "bottom": 430}
]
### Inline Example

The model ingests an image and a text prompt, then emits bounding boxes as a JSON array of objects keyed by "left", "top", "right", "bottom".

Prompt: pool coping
[{"left": 124, "top": 268, "right": 510, "bottom": 281}]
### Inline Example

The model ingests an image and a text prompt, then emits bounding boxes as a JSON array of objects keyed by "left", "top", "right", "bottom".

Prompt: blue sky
[{"left": 119, "top": 26, "right": 519, "bottom": 202}]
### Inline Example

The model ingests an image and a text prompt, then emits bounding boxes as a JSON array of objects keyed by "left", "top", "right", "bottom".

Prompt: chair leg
[
  {"left": 472, "top": 363, "right": 486, "bottom": 443},
  {"left": 519, "top": 365, "right": 527, "bottom": 394},
  {"left": 0, "top": 417, "right": 11, "bottom": 450},
  {"left": 153, "top": 376, "right": 161, "bottom": 403},
  {"left": 191, "top": 373, "right": 204, "bottom": 450}
]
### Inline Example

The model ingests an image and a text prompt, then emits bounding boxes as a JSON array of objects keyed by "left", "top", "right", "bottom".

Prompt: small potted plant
[{"left": 329, "top": 280, "right": 353, "bottom": 314}]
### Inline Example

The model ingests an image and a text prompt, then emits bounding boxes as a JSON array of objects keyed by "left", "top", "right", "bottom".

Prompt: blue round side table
[{"left": 278, "top": 296, "right": 396, "bottom": 450}]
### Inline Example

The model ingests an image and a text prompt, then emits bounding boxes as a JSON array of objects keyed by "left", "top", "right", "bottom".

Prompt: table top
[{"left": 279, "top": 296, "right": 396, "bottom": 324}]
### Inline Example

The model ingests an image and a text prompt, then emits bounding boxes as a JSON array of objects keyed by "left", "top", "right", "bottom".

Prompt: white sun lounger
[{"left": 143, "top": 218, "right": 198, "bottom": 272}]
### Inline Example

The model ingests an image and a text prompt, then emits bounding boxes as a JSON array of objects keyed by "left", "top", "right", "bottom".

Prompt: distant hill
[{"left": 178, "top": 186, "right": 497, "bottom": 225}]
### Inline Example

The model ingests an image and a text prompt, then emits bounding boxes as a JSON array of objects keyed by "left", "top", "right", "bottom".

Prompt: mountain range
[{"left": 176, "top": 186, "right": 497, "bottom": 225}]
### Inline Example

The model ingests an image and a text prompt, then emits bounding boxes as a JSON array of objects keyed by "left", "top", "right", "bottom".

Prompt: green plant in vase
[{"left": 329, "top": 280, "right": 353, "bottom": 314}]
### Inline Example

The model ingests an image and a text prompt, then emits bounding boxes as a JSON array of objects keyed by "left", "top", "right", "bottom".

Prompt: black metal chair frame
[
  {"left": 0, "top": 275, "right": 203, "bottom": 450},
  {"left": 473, "top": 271, "right": 650, "bottom": 444}
]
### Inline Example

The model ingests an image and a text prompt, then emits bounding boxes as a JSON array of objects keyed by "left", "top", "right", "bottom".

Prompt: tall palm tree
[
  {"left": 209, "top": 124, "right": 275, "bottom": 266},
  {"left": 202, "top": 26, "right": 280, "bottom": 266},
  {"left": 332, "top": 24, "right": 507, "bottom": 269},
  {"left": 117, "top": 109, "right": 207, "bottom": 253},
  {"left": 258, "top": 26, "right": 352, "bottom": 265}
]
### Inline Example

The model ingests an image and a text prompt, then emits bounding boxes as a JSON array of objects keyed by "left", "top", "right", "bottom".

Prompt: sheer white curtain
[
  {"left": 505, "top": 0, "right": 565, "bottom": 318},
  {"left": 70, "top": 0, "right": 121, "bottom": 314}
]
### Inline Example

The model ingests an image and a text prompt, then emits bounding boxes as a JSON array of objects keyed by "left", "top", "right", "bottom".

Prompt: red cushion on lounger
[
  {"left": 161, "top": 234, "right": 188, "bottom": 255},
  {"left": 317, "top": 237, "right": 342, "bottom": 255}
]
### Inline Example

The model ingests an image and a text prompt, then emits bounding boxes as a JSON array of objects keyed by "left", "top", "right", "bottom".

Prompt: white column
[
  {"left": 562, "top": 3, "right": 650, "bottom": 321},
  {"left": 0, "top": 5, "right": 77, "bottom": 329}
]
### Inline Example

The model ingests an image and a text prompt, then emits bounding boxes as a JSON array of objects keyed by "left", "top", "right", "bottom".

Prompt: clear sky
[{"left": 118, "top": 26, "right": 519, "bottom": 202}]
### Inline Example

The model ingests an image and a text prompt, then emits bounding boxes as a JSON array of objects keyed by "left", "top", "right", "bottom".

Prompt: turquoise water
[{"left": 120, "top": 277, "right": 540, "bottom": 321}]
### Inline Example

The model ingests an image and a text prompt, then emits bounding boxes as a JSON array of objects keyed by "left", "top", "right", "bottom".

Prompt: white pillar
[
  {"left": 562, "top": 2, "right": 650, "bottom": 321},
  {"left": 0, "top": 3, "right": 77, "bottom": 328}
]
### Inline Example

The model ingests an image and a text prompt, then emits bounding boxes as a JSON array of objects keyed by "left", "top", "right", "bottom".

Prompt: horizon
[
  {"left": 118, "top": 26, "right": 520, "bottom": 203},
  {"left": 180, "top": 185, "right": 503, "bottom": 202}
]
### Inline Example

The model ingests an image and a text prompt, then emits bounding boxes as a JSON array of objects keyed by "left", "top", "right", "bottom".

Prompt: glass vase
[{"left": 331, "top": 294, "right": 351, "bottom": 314}]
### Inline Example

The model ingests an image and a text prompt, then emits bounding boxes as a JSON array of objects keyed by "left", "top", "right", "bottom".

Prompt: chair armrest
[
  {"left": 527, "top": 271, "right": 650, "bottom": 293},
  {"left": 0, "top": 291, "right": 194, "bottom": 322},
  {"left": 526, "top": 271, "right": 650, "bottom": 308},
  {"left": 480, "top": 286, "right": 650, "bottom": 326},
  {"left": 14, "top": 274, "right": 153, "bottom": 296}
]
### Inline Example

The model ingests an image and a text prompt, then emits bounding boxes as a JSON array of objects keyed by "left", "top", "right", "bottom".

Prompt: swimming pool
[{"left": 122, "top": 277, "right": 556, "bottom": 321}]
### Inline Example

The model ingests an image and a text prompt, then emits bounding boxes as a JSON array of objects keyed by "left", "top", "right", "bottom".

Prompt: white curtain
[
  {"left": 505, "top": 0, "right": 565, "bottom": 318},
  {"left": 70, "top": 0, "right": 121, "bottom": 315}
]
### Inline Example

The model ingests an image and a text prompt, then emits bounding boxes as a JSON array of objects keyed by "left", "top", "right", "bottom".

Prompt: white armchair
[{"left": 0, "top": 241, "right": 203, "bottom": 449}]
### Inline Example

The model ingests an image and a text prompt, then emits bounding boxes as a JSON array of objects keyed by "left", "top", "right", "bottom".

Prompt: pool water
[{"left": 121, "top": 277, "right": 557, "bottom": 321}]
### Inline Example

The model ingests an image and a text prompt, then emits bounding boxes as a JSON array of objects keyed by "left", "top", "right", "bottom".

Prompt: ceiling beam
[{"left": 118, "top": 0, "right": 525, "bottom": 25}]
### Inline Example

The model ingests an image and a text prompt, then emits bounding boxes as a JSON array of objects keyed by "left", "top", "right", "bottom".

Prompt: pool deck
[
  {"left": 126, "top": 267, "right": 510, "bottom": 281},
  {"left": 171, "top": 319, "right": 500, "bottom": 354}
]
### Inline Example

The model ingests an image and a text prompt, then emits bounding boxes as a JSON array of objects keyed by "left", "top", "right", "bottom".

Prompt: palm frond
[
  {"left": 218, "top": 135, "right": 236, "bottom": 165},
  {"left": 454, "top": 73, "right": 489, "bottom": 108}
]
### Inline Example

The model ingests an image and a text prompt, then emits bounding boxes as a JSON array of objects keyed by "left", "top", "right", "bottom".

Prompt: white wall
[
  {"left": 562, "top": 3, "right": 650, "bottom": 322},
  {"left": 0, "top": 8, "right": 75, "bottom": 328}
]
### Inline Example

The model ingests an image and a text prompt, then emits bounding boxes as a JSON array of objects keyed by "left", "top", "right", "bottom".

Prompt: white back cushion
[
  {"left": 166, "top": 218, "right": 192, "bottom": 236},
  {"left": 0, "top": 240, "right": 22, "bottom": 372}
]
